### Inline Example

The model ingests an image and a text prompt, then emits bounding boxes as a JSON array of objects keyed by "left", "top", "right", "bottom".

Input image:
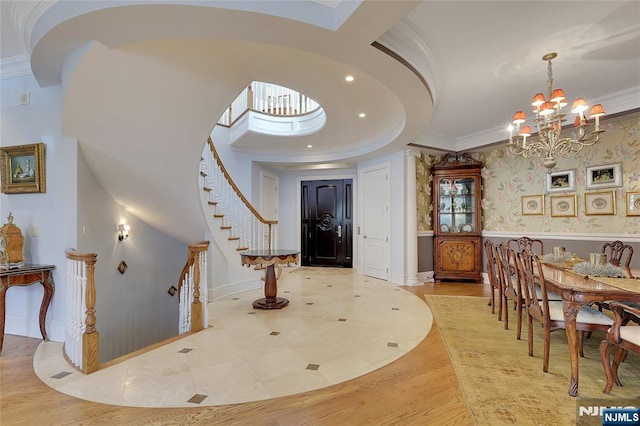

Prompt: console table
[
  {"left": 240, "top": 249, "right": 298, "bottom": 309},
  {"left": 0, "top": 264, "right": 55, "bottom": 353}
]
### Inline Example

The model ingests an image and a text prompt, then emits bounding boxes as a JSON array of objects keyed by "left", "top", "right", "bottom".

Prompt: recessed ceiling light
[
  {"left": 358, "top": 112, "right": 366, "bottom": 118},
  {"left": 345, "top": 75, "right": 354, "bottom": 82},
  {"left": 307, "top": 144, "right": 313, "bottom": 148}
]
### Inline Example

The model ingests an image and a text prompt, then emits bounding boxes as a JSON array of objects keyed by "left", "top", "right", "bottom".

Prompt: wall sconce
[{"left": 117, "top": 223, "right": 130, "bottom": 241}]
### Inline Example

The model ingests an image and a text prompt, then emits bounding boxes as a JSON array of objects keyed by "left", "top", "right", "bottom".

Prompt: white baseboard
[
  {"left": 418, "top": 271, "right": 434, "bottom": 283},
  {"left": 209, "top": 278, "right": 262, "bottom": 301},
  {"left": 4, "top": 315, "right": 65, "bottom": 343}
]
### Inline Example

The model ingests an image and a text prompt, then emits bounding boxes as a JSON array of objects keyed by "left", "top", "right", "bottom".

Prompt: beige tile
[{"left": 32, "top": 267, "right": 432, "bottom": 407}]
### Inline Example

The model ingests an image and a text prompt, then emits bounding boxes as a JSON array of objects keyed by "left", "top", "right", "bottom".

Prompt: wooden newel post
[
  {"left": 189, "top": 241, "right": 209, "bottom": 333},
  {"left": 83, "top": 256, "right": 99, "bottom": 374},
  {"left": 190, "top": 246, "right": 202, "bottom": 333}
]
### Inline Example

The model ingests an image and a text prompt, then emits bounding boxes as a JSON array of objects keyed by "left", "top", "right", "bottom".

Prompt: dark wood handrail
[{"left": 207, "top": 137, "right": 278, "bottom": 226}]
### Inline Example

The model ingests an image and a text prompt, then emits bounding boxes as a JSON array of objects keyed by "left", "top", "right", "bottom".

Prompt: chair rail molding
[{"left": 482, "top": 231, "right": 640, "bottom": 244}]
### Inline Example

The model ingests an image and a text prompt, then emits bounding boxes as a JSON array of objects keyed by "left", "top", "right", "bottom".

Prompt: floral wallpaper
[
  {"left": 415, "top": 114, "right": 640, "bottom": 234},
  {"left": 481, "top": 114, "right": 640, "bottom": 234},
  {"left": 416, "top": 153, "right": 434, "bottom": 231}
]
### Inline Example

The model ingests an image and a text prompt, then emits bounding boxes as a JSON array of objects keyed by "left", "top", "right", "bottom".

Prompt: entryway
[{"left": 300, "top": 179, "right": 353, "bottom": 267}]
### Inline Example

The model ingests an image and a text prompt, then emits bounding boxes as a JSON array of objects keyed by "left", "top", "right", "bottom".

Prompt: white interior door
[{"left": 361, "top": 163, "right": 390, "bottom": 280}]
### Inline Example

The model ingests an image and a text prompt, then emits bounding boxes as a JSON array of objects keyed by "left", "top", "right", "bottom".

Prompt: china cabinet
[{"left": 432, "top": 153, "right": 483, "bottom": 282}]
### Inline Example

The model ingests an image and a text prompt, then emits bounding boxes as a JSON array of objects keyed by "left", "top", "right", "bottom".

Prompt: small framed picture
[
  {"left": 521, "top": 194, "right": 544, "bottom": 215},
  {"left": 550, "top": 194, "right": 577, "bottom": 217},
  {"left": 585, "top": 191, "right": 616, "bottom": 215},
  {"left": 586, "top": 163, "right": 622, "bottom": 189},
  {"left": 627, "top": 192, "right": 640, "bottom": 216},
  {"left": 546, "top": 169, "right": 575, "bottom": 193},
  {"left": 0, "top": 143, "right": 46, "bottom": 194}
]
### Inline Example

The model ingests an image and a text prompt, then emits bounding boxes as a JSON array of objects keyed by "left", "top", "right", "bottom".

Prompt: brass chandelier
[{"left": 507, "top": 52, "right": 605, "bottom": 169}]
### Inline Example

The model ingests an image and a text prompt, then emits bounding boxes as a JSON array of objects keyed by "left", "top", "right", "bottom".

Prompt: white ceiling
[{"left": 2, "top": 0, "right": 640, "bottom": 165}]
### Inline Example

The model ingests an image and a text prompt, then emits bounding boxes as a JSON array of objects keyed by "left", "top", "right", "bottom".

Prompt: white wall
[{"left": 0, "top": 74, "right": 77, "bottom": 343}]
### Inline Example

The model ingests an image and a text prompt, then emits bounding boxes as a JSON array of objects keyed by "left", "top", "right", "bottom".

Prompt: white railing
[
  {"left": 178, "top": 242, "right": 210, "bottom": 334},
  {"left": 201, "top": 138, "right": 278, "bottom": 252},
  {"left": 64, "top": 249, "right": 99, "bottom": 374},
  {"left": 217, "top": 81, "right": 320, "bottom": 127}
]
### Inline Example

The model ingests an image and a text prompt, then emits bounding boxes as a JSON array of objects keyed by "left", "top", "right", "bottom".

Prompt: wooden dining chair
[
  {"left": 594, "top": 241, "right": 635, "bottom": 317},
  {"left": 497, "top": 243, "right": 524, "bottom": 339},
  {"left": 508, "top": 236, "right": 544, "bottom": 256},
  {"left": 599, "top": 301, "right": 640, "bottom": 394},
  {"left": 602, "top": 241, "right": 633, "bottom": 269},
  {"left": 516, "top": 248, "right": 614, "bottom": 372},
  {"left": 484, "top": 239, "right": 503, "bottom": 320}
]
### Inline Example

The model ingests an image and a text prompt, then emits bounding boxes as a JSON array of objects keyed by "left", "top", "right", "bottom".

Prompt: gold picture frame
[
  {"left": 550, "top": 194, "right": 576, "bottom": 217},
  {"left": 627, "top": 192, "right": 640, "bottom": 216},
  {"left": 521, "top": 194, "right": 544, "bottom": 215},
  {"left": 585, "top": 191, "right": 616, "bottom": 215},
  {"left": 0, "top": 143, "right": 46, "bottom": 194}
]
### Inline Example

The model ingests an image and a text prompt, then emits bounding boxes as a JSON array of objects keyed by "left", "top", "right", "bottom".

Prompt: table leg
[
  {"left": 0, "top": 283, "right": 6, "bottom": 353},
  {"left": 562, "top": 300, "right": 581, "bottom": 397},
  {"left": 252, "top": 264, "right": 289, "bottom": 309},
  {"left": 38, "top": 272, "right": 54, "bottom": 341}
]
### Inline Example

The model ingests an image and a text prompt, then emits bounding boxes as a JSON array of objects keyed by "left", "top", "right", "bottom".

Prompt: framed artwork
[
  {"left": 586, "top": 163, "right": 622, "bottom": 189},
  {"left": 627, "top": 192, "right": 640, "bottom": 216},
  {"left": 0, "top": 143, "right": 46, "bottom": 194},
  {"left": 550, "top": 194, "right": 577, "bottom": 217},
  {"left": 584, "top": 191, "right": 616, "bottom": 215},
  {"left": 521, "top": 194, "right": 544, "bottom": 215},
  {"left": 546, "top": 169, "right": 575, "bottom": 193}
]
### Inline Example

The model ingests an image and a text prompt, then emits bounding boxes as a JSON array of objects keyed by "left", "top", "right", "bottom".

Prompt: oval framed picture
[
  {"left": 585, "top": 191, "right": 615, "bottom": 215},
  {"left": 550, "top": 194, "right": 577, "bottom": 217}
]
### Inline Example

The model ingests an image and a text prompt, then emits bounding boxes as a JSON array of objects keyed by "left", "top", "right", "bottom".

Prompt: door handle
[{"left": 337, "top": 225, "right": 342, "bottom": 238}]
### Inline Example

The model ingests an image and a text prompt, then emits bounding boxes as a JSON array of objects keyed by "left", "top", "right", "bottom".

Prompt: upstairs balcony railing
[{"left": 217, "top": 81, "right": 320, "bottom": 127}]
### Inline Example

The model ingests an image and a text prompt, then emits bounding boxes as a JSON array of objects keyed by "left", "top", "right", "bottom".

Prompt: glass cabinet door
[{"left": 436, "top": 177, "right": 477, "bottom": 234}]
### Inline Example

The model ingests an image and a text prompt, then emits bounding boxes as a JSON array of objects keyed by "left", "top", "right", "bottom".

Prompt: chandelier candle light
[{"left": 507, "top": 52, "right": 606, "bottom": 170}]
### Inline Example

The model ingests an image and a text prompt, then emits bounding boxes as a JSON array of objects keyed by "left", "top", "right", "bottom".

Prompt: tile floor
[{"left": 33, "top": 267, "right": 432, "bottom": 407}]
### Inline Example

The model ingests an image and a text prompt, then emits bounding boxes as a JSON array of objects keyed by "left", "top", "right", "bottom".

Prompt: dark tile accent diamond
[
  {"left": 269, "top": 331, "right": 280, "bottom": 336},
  {"left": 178, "top": 348, "right": 193, "bottom": 353},
  {"left": 306, "top": 302, "right": 314, "bottom": 305},
  {"left": 387, "top": 342, "right": 399, "bottom": 348},
  {"left": 51, "top": 371, "right": 72, "bottom": 379},
  {"left": 338, "top": 318, "right": 347, "bottom": 322},
  {"left": 232, "top": 297, "right": 240, "bottom": 300},
  {"left": 354, "top": 295, "right": 361, "bottom": 297},
  {"left": 327, "top": 285, "right": 333, "bottom": 287},
  {"left": 247, "top": 311, "right": 256, "bottom": 315},
  {"left": 392, "top": 307, "right": 400, "bottom": 311},
  {"left": 306, "top": 363, "right": 320, "bottom": 371},
  {"left": 284, "top": 290, "right": 291, "bottom": 293},
  {"left": 187, "top": 394, "right": 208, "bottom": 404}
]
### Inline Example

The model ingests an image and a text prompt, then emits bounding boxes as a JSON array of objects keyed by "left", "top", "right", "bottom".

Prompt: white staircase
[{"left": 199, "top": 137, "right": 278, "bottom": 299}]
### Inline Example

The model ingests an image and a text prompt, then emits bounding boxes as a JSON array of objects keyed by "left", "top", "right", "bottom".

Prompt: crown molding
[
  {"left": 1, "top": 54, "right": 32, "bottom": 80},
  {"left": 376, "top": 17, "right": 441, "bottom": 104}
]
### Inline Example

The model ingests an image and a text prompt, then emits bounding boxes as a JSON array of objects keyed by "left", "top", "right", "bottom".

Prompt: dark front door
[{"left": 301, "top": 179, "right": 352, "bottom": 267}]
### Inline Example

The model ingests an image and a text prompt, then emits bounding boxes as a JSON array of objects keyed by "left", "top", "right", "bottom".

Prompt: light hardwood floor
[{"left": 0, "top": 282, "right": 489, "bottom": 426}]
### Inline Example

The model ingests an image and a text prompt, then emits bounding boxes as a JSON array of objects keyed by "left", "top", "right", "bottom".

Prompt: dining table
[{"left": 540, "top": 260, "right": 640, "bottom": 397}]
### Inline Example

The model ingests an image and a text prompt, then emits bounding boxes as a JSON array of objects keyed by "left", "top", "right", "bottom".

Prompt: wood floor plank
[{"left": 0, "top": 282, "right": 490, "bottom": 425}]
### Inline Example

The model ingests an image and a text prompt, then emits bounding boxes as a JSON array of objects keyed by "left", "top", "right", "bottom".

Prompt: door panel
[
  {"left": 301, "top": 179, "right": 352, "bottom": 267},
  {"left": 361, "top": 165, "right": 389, "bottom": 280}
]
